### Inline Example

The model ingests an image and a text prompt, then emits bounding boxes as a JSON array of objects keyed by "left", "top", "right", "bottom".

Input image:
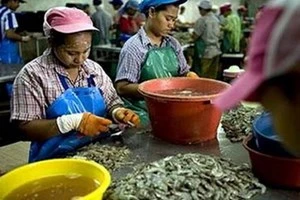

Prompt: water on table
[{"left": 4, "top": 174, "right": 100, "bottom": 200}]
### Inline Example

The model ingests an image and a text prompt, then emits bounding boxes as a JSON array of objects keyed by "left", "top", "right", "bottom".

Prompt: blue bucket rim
[{"left": 252, "top": 112, "right": 281, "bottom": 142}]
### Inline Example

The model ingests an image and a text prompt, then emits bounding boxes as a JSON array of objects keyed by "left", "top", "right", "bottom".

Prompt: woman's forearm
[{"left": 17, "top": 119, "right": 60, "bottom": 141}]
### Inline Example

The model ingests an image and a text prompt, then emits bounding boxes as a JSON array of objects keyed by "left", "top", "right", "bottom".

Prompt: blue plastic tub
[{"left": 252, "top": 112, "right": 294, "bottom": 157}]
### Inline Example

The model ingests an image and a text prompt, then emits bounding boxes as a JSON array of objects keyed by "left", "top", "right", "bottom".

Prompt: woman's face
[
  {"left": 54, "top": 31, "right": 92, "bottom": 69},
  {"left": 150, "top": 5, "right": 179, "bottom": 37},
  {"left": 259, "top": 69, "right": 300, "bottom": 156}
]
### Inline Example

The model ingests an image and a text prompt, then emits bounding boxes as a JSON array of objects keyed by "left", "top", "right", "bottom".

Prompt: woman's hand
[
  {"left": 114, "top": 108, "right": 141, "bottom": 127},
  {"left": 186, "top": 71, "right": 199, "bottom": 79},
  {"left": 78, "top": 113, "right": 112, "bottom": 136}
]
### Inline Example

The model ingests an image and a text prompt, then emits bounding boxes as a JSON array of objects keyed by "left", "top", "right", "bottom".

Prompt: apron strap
[
  {"left": 87, "top": 75, "right": 96, "bottom": 87},
  {"left": 58, "top": 73, "right": 96, "bottom": 90},
  {"left": 58, "top": 73, "right": 69, "bottom": 90}
]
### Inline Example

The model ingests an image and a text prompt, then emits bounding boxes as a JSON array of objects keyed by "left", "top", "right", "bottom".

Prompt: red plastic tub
[
  {"left": 243, "top": 134, "right": 300, "bottom": 189},
  {"left": 138, "top": 77, "right": 230, "bottom": 144}
]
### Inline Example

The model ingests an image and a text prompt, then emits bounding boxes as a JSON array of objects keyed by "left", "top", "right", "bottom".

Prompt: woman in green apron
[{"left": 114, "top": 0, "right": 199, "bottom": 126}]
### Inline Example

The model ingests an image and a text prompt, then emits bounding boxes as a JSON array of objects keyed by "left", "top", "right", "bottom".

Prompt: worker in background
[
  {"left": 114, "top": 0, "right": 199, "bottom": 126},
  {"left": 175, "top": 5, "right": 193, "bottom": 30},
  {"left": 0, "top": 0, "right": 30, "bottom": 64},
  {"left": 214, "top": 0, "right": 300, "bottom": 156},
  {"left": 10, "top": 7, "right": 140, "bottom": 162},
  {"left": 108, "top": 0, "right": 124, "bottom": 46},
  {"left": 237, "top": 5, "right": 249, "bottom": 54},
  {"left": 192, "top": 0, "right": 221, "bottom": 79},
  {"left": 91, "top": 0, "right": 113, "bottom": 45},
  {"left": 118, "top": 0, "right": 142, "bottom": 46},
  {"left": 109, "top": 0, "right": 123, "bottom": 25},
  {"left": 219, "top": 2, "right": 241, "bottom": 53}
]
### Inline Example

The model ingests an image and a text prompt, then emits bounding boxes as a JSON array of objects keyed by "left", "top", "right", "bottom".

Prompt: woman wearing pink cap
[
  {"left": 215, "top": 0, "right": 300, "bottom": 156},
  {"left": 10, "top": 7, "right": 140, "bottom": 162}
]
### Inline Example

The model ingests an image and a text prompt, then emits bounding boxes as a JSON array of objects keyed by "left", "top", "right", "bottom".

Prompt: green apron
[
  {"left": 221, "top": 32, "right": 231, "bottom": 53},
  {"left": 192, "top": 38, "right": 206, "bottom": 75},
  {"left": 123, "top": 45, "right": 179, "bottom": 126}
]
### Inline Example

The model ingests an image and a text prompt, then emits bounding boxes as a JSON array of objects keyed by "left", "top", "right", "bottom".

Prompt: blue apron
[
  {"left": 0, "top": 38, "right": 22, "bottom": 64},
  {"left": 29, "top": 73, "right": 107, "bottom": 162}
]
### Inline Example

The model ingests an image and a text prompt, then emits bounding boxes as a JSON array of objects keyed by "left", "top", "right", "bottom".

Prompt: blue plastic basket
[{"left": 252, "top": 112, "right": 294, "bottom": 157}]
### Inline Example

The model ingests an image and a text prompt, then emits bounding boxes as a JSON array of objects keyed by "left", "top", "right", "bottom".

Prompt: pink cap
[
  {"left": 220, "top": 2, "right": 231, "bottom": 15},
  {"left": 43, "top": 7, "right": 98, "bottom": 37},
  {"left": 214, "top": 3, "right": 289, "bottom": 110}
]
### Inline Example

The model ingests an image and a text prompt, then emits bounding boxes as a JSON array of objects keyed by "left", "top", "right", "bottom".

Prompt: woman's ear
[{"left": 148, "top": 7, "right": 156, "bottom": 18}]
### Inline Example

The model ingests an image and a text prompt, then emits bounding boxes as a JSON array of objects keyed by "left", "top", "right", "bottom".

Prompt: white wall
[
  {"left": 182, "top": 0, "right": 241, "bottom": 23},
  {"left": 18, "top": 0, "right": 241, "bottom": 23}
]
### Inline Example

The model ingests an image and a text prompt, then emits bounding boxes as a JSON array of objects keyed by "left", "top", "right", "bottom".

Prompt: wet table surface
[{"left": 0, "top": 127, "right": 299, "bottom": 199}]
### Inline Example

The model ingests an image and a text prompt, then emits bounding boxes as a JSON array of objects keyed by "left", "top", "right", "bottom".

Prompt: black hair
[
  {"left": 49, "top": 30, "right": 67, "bottom": 47},
  {"left": 1, "top": 0, "right": 10, "bottom": 4},
  {"left": 198, "top": 7, "right": 212, "bottom": 12},
  {"left": 82, "top": 4, "right": 90, "bottom": 9},
  {"left": 93, "top": 0, "right": 102, "bottom": 6},
  {"left": 49, "top": 30, "right": 92, "bottom": 47}
]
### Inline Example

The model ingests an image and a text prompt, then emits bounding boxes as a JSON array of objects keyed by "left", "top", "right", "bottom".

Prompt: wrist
[
  {"left": 56, "top": 113, "right": 83, "bottom": 134},
  {"left": 112, "top": 107, "right": 124, "bottom": 123}
]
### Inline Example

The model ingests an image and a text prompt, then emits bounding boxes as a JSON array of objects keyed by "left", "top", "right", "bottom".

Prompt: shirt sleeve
[
  {"left": 5, "top": 12, "right": 18, "bottom": 30},
  {"left": 94, "top": 62, "right": 124, "bottom": 110},
  {"left": 194, "top": 18, "right": 205, "bottom": 37},
  {"left": 11, "top": 66, "right": 46, "bottom": 121},
  {"left": 115, "top": 46, "right": 141, "bottom": 83}
]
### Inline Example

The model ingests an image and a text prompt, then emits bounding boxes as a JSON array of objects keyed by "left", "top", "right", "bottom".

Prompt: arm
[
  {"left": 16, "top": 119, "right": 60, "bottom": 141},
  {"left": 4, "top": 13, "right": 30, "bottom": 42},
  {"left": 92, "top": 61, "right": 139, "bottom": 125},
  {"left": 115, "top": 80, "right": 142, "bottom": 98},
  {"left": 10, "top": 66, "right": 66, "bottom": 141},
  {"left": 114, "top": 45, "right": 142, "bottom": 98},
  {"left": 193, "top": 18, "right": 205, "bottom": 41},
  {"left": 6, "top": 29, "right": 23, "bottom": 41}
]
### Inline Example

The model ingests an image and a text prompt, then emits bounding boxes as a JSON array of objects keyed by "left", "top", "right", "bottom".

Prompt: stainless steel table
[{"left": 1, "top": 127, "right": 299, "bottom": 200}]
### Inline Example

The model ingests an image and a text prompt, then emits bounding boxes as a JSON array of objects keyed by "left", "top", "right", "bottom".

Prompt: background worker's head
[
  {"left": 1, "top": 0, "right": 25, "bottom": 11},
  {"left": 219, "top": 2, "right": 231, "bottom": 17},
  {"left": 198, "top": 0, "right": 212, "bottom": 16},
  {"left": 109, "top": 0, "right": 123, "bottom": 10},
  {"left": 214, "top": 0, "right": 300, "bottom": 156},
  {"left": 139, "top": 0, "right": 187, "bottom": 37},
  {"left": 43, "top": 7, "right": 98, "bottom": 68},
  {"left": 123, "top": 0, "right": 139, "bottom": 16}
]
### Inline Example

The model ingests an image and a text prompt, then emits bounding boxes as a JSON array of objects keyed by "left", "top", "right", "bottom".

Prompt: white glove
[
  {"left": 56, "top": 113, "right": 112, "bottom": 136},
  {"left": 56, "top": 113, "right": 83, "bottom": 134},
  {"left": 21, "top": 36, "right": 31, "bottom": 42}
]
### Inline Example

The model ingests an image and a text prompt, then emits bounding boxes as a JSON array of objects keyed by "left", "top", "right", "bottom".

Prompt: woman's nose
[
  {"left": 169, "top": 21, "right": 176, "bottom": 29},
  {"left": 75, "top": 54, "right": 86, "bottom": 64}
]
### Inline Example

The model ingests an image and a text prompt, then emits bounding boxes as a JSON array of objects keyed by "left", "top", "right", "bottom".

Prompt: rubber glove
[
  {"left": 186, "top": 71, "right": 199, "bottom": 79},
  {"left": 78, "top": 113, "right": 112, "bottom": 136},
  {"left": 56, "top": 112, "right": 112, "bottom": 136},
  {"left": 113, "top": 108, "right": 140, "bottom": 127}
]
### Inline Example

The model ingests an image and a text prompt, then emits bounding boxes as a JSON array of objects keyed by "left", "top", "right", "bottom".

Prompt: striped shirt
[
  {"left": 115, "top": 27, "right": 190, "bottom": 83},
  {"left": 11, "top": 48, "right": 123, "bottom": 121},
  {"left": 0, "top": 5, "right": 18, "bottom": 41}
]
